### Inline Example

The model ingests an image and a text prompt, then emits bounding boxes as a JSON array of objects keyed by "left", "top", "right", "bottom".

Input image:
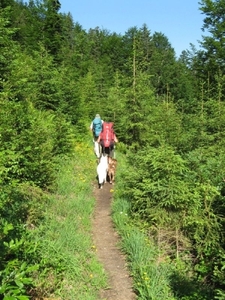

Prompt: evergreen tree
[
  {"left": 0, "top": 0, "right": 14, "bottom": 9},
  {"left": 198, "top": 0, "right": 225, "bottom": 98},
  {"left": 0, "top": 6, "right": 19, "bottom": 89},
  {"left": 38, "top": 0, "right": 63, "bottom": 59}
]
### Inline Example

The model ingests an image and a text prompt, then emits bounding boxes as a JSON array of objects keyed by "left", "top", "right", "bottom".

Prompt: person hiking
[
  {"left": 97, "top": 121, "right": 118, "bottom": 158},
  {"left": 90, "top": 114, "right": 104, "bottom": 158},
  {"left": 90, "top": 114, "right": 104, "bottom": 141}
]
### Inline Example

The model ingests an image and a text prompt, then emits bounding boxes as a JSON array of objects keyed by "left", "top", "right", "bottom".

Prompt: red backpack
[{"left": 101, "top": 122, "right": 114, "bottom": 147}]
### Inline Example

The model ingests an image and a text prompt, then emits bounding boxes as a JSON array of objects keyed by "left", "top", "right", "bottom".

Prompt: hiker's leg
[
  {"left": 99, "top": 143, "right": 102, "bottom": 157},
  {"left": 109, "top": 144, "right": 114, "bottom": 158},
  {"left": 94, "top": 141, "right": 100, "bottom": 158},
  {"left": 104, "top": 147, "right": 110, "bottom": 156},
  {"left": 101, "top": 143, "right": 105, "bottom": 157}
]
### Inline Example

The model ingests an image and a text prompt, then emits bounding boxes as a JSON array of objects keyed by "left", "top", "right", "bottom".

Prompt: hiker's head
[{"left": 95, "top": 114, "right": 100, "bottom": 118}]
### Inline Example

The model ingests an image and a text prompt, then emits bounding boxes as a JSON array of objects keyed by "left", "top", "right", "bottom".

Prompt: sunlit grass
[
  {"left": 112, "top": 201, "right": 176, "bottom": 299},
  {"left": 33, "top": 140, "right": 107, "bottom": 299}
]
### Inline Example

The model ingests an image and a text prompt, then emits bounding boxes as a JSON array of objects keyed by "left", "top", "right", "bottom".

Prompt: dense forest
[{"left": 1, "top": 0, "right": 225, "bottom": 299}]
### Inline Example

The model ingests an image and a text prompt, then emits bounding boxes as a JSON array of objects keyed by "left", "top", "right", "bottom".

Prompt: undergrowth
[{"left": 111, "top": 152, "right": 213, "bottom": 300}]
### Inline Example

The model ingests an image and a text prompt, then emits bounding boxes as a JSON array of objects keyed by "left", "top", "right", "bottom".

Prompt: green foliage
[
  {"left": 124, "top": 146, "right": 193, "bottom": 221},
  {"left": 120, "top": 144, "right": 224, "bottom": 295},
  {"left": 0, "top": 260, "right": 37, "bottom": 300},
  {"left": 2, "top": 0, "right": 225, "bottom": 297},
  {"left": 150, "top": 32, "right": 177, "bottom": 94},
  {"left": 42, "top": 0, "right": 63, "bottom": 59},
  {"left": 0, "top": 219, "right": 40, "bottom": 299},
  {"left": 0, "top": 101, "right": 49, "bottom": 187},
  {"left": 123, "top": 72, "right": 155, "bottom": 147},
  {"left": 113, "top": 152, "right": 215, "bottom": 299},
  {"left": 199, "top": 0, "right": 225, "bottom": 90},
  {"left": 0, "top": 6, "right": 19, "bottom": 85},
  {"left": 126, "top": 232, "right": 174, "bottom": 300},
  {"left": 28, "top": 145, "right": 107, "bottom": 299},
  {"left": 112, "top": 196, "right": 175, "bottom": 300}
]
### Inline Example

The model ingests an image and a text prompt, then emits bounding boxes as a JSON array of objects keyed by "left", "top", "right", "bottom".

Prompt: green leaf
[{"left": 15, "top": 280, "right": 24, "bottom": 289}]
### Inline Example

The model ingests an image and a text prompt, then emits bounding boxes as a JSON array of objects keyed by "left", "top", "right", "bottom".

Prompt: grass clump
[{"left": 112, "top": 198, "right": 175, "bottom": 300}]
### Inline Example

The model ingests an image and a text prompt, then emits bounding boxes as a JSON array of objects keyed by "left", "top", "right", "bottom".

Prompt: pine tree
[{"left": 198, "top": 0, "right": 225, "bottom": 98}]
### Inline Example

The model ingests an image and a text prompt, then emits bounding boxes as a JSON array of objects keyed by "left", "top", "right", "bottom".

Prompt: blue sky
[{"left": 59, "top": 0, "right": 205, "bottom": 57}]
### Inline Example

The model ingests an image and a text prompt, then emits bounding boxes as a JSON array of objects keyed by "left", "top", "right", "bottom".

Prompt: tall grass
[{"left": 32, "top": 141, "right": 107, "bottom": 299}]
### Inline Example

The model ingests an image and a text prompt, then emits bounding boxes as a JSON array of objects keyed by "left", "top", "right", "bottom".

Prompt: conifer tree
[{"left": 198, "top": 0, "right": 225, "bottom": 98}]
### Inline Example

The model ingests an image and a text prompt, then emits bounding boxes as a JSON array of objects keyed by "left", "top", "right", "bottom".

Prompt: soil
[{"left": 92, "top": 181, "right": 137, "bottom": 300}]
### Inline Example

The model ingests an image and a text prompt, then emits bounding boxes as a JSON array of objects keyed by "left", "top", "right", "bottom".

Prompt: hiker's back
[
  {"left": 92, "top": 117, "right": 103, "bottom": 138},
  {"left": 90, "top": 114, "right": 103, "bottom": 158},
  {"left": 98, "top": 122, "right": 117, "bottom": 157},
  {"left": 101, "top": 122, "right": 114, "bottom": 148}
]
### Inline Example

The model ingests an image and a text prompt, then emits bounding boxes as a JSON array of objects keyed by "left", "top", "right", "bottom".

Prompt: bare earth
[{"left": 92, "top": 182, "right": 137, "bottom": 300}]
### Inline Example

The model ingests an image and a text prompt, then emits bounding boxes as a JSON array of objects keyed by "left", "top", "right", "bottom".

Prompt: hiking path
[{"left": 92, "top": 182, "right": 137, "bottom": 300}]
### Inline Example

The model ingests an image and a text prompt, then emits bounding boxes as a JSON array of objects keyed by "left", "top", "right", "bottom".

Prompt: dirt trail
[{"left": 92, "top": 182, "right": 137, "bottom": 300}]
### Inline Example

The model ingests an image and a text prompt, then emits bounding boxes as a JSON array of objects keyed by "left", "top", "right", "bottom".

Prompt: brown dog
[{"left": 107, "top": 157, "right": 117, "bottom": 184}]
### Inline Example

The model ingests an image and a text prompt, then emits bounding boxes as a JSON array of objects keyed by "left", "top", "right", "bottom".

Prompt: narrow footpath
[{"left": 92, "top": 182, "right": 137, "bottom": 300}]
